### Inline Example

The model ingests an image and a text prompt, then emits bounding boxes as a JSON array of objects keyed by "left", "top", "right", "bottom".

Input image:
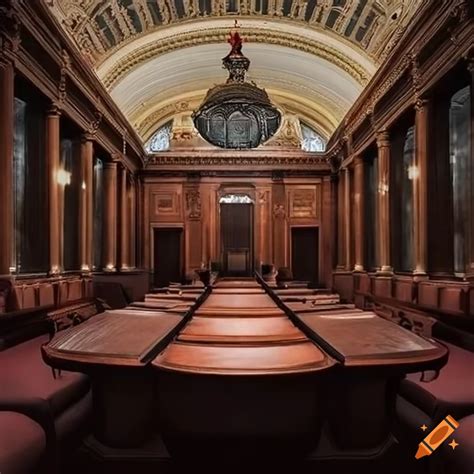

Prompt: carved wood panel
[
  {"left": 149, "top": 185, "right": 183, "bottom": 222},
  {"left": 287, "top": 185, "right": 320, "bottom": 220}
]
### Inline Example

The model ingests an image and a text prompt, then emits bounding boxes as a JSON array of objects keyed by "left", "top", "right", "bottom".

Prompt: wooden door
[
  {"left": 220, "top": 203, "right": 253, "bottom": 276},
  {"left": 291, "top": 227, "right": 319, "bottom": 284},
  {"left": 153, "top": 228, "right": 183, "bottom": 287}
]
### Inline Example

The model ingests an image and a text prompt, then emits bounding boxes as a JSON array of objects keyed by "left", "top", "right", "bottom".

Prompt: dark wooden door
[
  {"left": 220, "top": 203, "right": 253, "bottom": 276},
  {"left": 291, "top": 227, "right": 319, "bottom": 284},
  {"left": 153, "top": 228, "right": 183, "bottom": 287}
]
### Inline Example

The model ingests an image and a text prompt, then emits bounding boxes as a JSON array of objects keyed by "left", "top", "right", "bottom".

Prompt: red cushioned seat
[
  {"left": 0, "top": 411, "right": 46, "bottom": 474},
  {"left": 441, "top": 414, "right": 474, "bottom": 474},
  {"left": 0, "top": 334, "right": 90, "bottom": 416},
  {"left": 399, "top": 342, "right": 474, "bottom": 419}
]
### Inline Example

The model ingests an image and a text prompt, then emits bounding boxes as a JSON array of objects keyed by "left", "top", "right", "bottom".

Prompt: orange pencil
[{"left": 415, "top": 415, "right": 459, "bottom": 459}]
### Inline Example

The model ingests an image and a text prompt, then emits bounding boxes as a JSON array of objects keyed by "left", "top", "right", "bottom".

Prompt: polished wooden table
[{"left": 42, "top": 279, "right": 447, "bottom": 461}]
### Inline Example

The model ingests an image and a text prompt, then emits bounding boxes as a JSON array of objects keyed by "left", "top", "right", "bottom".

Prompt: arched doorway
[{"left": 219, "top": 193, "right": 254, "bottom": 276}]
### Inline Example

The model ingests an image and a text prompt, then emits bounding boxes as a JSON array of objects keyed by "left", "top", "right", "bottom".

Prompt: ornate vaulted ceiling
[{"left": 48, "top": 0, "right": 422, "bottom": 142}]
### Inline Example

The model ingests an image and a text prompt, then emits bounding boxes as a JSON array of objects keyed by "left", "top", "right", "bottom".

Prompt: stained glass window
[
  {"left": 145, "top": 121, "right": 173, "bottom": 152},
  {"left": 300, "top": 122, "right": 326, "bottom": 152}
]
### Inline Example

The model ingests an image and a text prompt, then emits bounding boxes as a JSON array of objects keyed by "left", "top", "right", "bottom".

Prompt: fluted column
[
  {"left": 353, "top": 155, "right": 365, "bottom": 272},
  {"left": 80, "top": 134, "right": 94, "bottom": 272},
  {"left": 413, "top": 100, "right": 429, "bottom": 275},
  {"left": 46, "top": 105, "right": 62, "bottom": 274},
  {"left": 376, "top": 130, "right": 392, "bottom": 274},
  {"left": 343, "top": 167, "right": 352, "bottom": 271},
  {"left": 0, "top": 57, "right": 14, "bottom": 275},
  {"left": 119, "top": 165, "right": 130, "bottom": 270},
  {"left": 103, "top": 161, "right": 118, "bottom": 271}
]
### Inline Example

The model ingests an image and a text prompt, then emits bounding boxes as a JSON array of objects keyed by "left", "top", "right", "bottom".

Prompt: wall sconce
[
  {"left": 82, "top": 181, "right": 86, "bottom": 190},
  {"left": 56, "top": 168, "right": 71, "bottom": 186},
  {"left": 407, "top": 165, "right": 419, "bottom": 180},
  {"left": 105, "top": 263, "right": 115, "bottom": 271},
  {"left": 378, "top": 183, "right": 389, "bottom": 195}
]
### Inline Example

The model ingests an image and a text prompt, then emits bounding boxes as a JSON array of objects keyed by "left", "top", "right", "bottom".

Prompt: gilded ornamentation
[
  {"left": 0, "top": 1, "right": 21, "bottom": 64},
  {"left": 186, "top": 190, "right": 201, "bottom": 219},
  {"left": 273, "top": 203, "right": 286, "bottom": 219},
  {"left": 48, "top": 0, "right": 422, "bottom": 67},
  {"left": 146, "top": 154, "right": 328, "bottom": 168}
]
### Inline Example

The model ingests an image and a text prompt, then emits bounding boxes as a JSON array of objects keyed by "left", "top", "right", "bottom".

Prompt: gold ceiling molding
[
  {"left": 102, "top": 27, "right": 371, "bottom": 90},
  {"left": 50, "top": 1, "right": 422, "bottom": 68}
]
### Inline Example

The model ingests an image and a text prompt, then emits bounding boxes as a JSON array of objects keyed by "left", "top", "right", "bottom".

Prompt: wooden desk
[{"left": 41, "top": 279, "right": 448, "bottom": 458}]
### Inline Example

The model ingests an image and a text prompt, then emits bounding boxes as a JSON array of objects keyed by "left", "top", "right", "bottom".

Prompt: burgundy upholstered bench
[
  {"left": 441, "top": 414, "right": 474, "bottom": 474},
  {"left": 399, "top": 341, "right": 474, "bottom": 420},
  {"left": 0, "top": 333, "right": 92, "bottom": 469},
  {"left": 0, "top": 411, "right": 46, "bottom": 474}
]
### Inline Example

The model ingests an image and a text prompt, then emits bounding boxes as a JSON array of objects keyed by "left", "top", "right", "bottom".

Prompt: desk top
[
  {"left": 42, "top": 279, "right": 447, "bottom": 377},
  {"left": 153, "top": 341, "right": 333, "bottom": 375},
  {"left": 42, "top": 310, "right": 184, "bottom": 368},
  {"left": 295, "top": 312, "right": 447, "bottom": 369},
  {"left": 178, "top": 316, "right": 306, "bottom": 344}
]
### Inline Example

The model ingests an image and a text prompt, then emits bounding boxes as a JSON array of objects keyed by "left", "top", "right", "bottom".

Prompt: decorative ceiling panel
[
  {"left": 47, "top": 0, "right": 422, "bottom": 142},
  {"left": 49, "top": 0, "right": 422, "bottom": 67}
]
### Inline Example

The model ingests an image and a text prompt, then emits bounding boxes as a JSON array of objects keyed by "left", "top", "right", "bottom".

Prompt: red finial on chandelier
[{"left": 227, "top": 19, "right": 243, "bottom": 57}]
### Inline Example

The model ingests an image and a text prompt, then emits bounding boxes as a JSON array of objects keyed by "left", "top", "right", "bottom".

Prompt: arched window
[
  {"left": 300, "top": 122, "right": 326, "bottom": 152},
  {"left": 145, "top": 121, "right": 173, "bottom": 152}
]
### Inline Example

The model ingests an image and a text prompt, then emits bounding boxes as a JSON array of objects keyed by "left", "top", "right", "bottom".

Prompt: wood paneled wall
[{"left": 142, "top": 176, "right": 333, "bottom": 287}]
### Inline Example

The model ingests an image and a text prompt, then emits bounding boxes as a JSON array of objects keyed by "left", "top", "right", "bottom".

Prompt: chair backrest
[{"left": 0, "top": 280, "right": 13, "bottom": 313}]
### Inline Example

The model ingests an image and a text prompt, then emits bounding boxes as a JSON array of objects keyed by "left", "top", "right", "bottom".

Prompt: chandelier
[{"left": 193, "top": 22, "right": 281, "bottom": 149}]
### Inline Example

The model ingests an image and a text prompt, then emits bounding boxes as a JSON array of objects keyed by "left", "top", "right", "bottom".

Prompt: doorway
[
  {"left": 153, "top": 228, "right": 183, "bottom": 287},
  {"left": 220, "top": 199, "right": 254, "bottom": 276},
  {"left": 291, "top": 227, "right": 319, "bottom": 284}
]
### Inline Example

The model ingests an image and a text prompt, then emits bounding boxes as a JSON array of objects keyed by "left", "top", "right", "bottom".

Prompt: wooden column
[
  {"left": 46, "top": 106, "right": 62, "bottom": 274},
  {"left": 413, "top": 100, "right": 429, "bottom": 275},
  {"left": 119, "top": 165, "right": 130, "bottom": 270},
  {"left": 343, "top": 167, "right": 352, "bottom": 271},
  {"left": 336, "top": 172, "right": 345, "bottom": 269},
  {"left": 80, "top": 134, "right": 94, "bottom": 272},
  {"left": 103, "top": 161, "right": 118, "bottom": 271},
  {"left": 353, "top": 155, "right": 365, "bottom": 272},
  {"left": 0, "top": 57, "right": 14, "bottom": 275},
  {"left": 376, "top": 130, "right": 392, "bottom": 274},
  {"left": 321, "top": 176, "right": 335, "bottom": 287},
  {"left": 272, "top": 181, "right": 287, "bottom": 269},
  {"left": 256, "top": 187, "right": 272, "bottom": 267},
  {"left": 129, "top": 176, "right": 136, "bottom": 269},
  {"left": 468, "top": 58, "right": 474, "bottom": 275}
]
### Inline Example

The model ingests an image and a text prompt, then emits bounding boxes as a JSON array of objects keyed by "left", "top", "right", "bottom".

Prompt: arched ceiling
[{"left": 48, "top": 0, "right": 423, "bottom": 143}]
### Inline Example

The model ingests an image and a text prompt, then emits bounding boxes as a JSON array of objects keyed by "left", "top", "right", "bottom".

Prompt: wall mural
[{"left": 49, "top": 0, "right": 422, "bottom": 65}]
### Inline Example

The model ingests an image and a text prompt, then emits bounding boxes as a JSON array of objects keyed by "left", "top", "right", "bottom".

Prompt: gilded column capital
[
  {"left": 47, "top": 102, "right": 62, "bottom": 117},
  {"left": 0, "top": 2, "right": 21, "bottom": 66},
  {"left": 415, "top": 98, "right": 429, "bottom": 112},
  {"left": 376, "top": 129, "right": 390, "bottom": 148}
]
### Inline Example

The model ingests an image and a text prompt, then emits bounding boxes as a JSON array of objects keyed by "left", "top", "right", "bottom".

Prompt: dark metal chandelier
[{"left": 193, "top": 23, "right": 281, "bottom": 149}]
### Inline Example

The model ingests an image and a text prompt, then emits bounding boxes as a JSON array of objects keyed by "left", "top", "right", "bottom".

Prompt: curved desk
[{"left": 42, "top": 278, "right": 447, "bottom": 462}]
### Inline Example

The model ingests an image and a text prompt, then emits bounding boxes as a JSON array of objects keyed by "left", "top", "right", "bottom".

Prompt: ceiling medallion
[{"left": 193, "top": 21, "right": 281, "bottom": 149}]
